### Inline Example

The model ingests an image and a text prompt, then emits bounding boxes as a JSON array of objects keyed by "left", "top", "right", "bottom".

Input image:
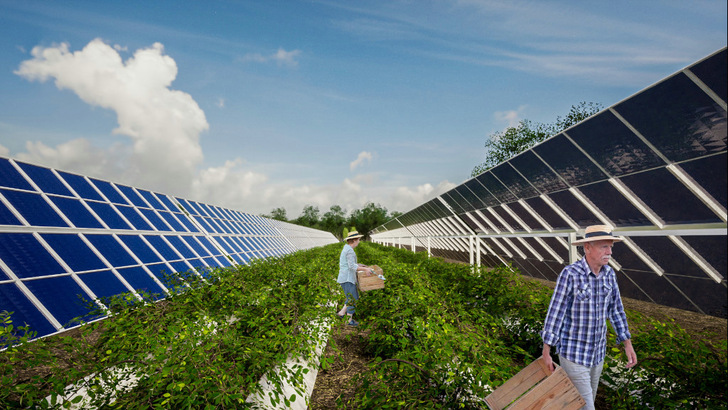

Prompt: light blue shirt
[{"left": 337, "top": 244, "right": 358, "bottom": 284}]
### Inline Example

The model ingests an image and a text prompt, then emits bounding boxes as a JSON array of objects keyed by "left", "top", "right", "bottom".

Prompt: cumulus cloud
[
  {"left": 350, "top": 151, "right": 373, "bottom": 171},
  {"left": 14, "top": 38, "right": 208, "bottom": 194},
  {"left": 240, "top": 48, "right": 301, "bottom": 67},
  {"left": 8, "top": 38, "right": 444, "bottom": 220}
]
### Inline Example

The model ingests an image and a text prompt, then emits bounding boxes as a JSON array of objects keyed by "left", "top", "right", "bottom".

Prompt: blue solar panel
[
  {"left": 84, "top": 235, "right": 137, "bottom": 267},
  {"left": 41, "top": 233, "right": 106, "bottom": 272},
  {"left": 16, "top": 162, "right": 73, "bottom": 196},
  {"left": 0, "top": 200, "right": 22, "bottom": 226},
  {"left": 77, "top": 270, "right": 130, "bottom": 300},
  {"left": 197, "top": 236, "right": 222, "bottom": 255},
  {"left": 144, "top": 235, "right": 180, "bottom": 261},
  {"left": 0, "top": 158, "right": 34, "bottom": 190},
  {"left": 24, "top": 276, "right": 101, "bottom": 326},
  {"left": 115, "top": 185, "right": 147, "bottom": 208},
  {"left": 165, "top": 235, "right": 196, "bottom": 258},
  {"left": 89, "top": 178, "right": 129, "bottom": 205},
  {"left": 116, "top": 205, "right": 153, "bottom": 230},
  {"left": 48, "top": 196, "right": 105, "bottom": 229},
  {"left": 155, "top": 194, "right": 178, "bottom": 213},
  {"left": 137, "top": 189, "right": 166, "bottom": 211},
  {"left": 85, "top": 201, "right": 132, "bottom": 229},
  {"left": 182, "top": 236, "right": 209, "bottom": 256},
  {"left": 1, "top": 189, "right": 69, "bottom": 227},
  {"left": 0, "top": 233, "right": 66, "bottom": 278},
  {"left": 0, "top": 283, "right": 56, "bottom": 335},
  {"left": 139, "top": 208, "right": 171, "bottom": 231},
  {"left": 1, "top": 157, "right": 338, "bottom": 340},
  {"left": 116, "top": 266, "right": 165, "bottom": 297},
  {"left": 175, "top": 198, "right": 198, "bottom": 215},
  {"left": 57, "top": 171, "right": 104, "bottom": 201},
  {"left": 158, "top": 211, "right": 185, "bottom": 231},
  {"left": 118, "top": 235, "right": 161, "bottom": 264}
]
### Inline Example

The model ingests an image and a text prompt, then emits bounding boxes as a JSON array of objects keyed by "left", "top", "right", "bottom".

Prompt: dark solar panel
[{"left": 371, "top": 47, "right": 727, "bottom": 318}]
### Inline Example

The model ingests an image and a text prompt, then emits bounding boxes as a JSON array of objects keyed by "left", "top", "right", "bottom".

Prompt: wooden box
[
  {"left": 357, "top": 265, "right": 385, "bottom": 292},
  {"left": 485, "top": 356, "right": 585, "bottom": 410}
]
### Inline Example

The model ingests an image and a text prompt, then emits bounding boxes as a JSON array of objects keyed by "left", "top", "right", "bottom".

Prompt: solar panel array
[
  {"left": 0, "top": 160, "right": 337, "bottom": 339},
  {"left": 372, "top": 47, "right": 727, "bottom": 318}
]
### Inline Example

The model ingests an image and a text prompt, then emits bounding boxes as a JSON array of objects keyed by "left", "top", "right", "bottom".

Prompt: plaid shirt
[{"left": 541, "top": 258, "right": 631, "bottom": 367}]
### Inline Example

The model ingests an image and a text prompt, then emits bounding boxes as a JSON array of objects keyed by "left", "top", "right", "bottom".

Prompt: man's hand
[
  {"left": 623, "top": 339, "right": 638, "bottom": 368},
  {"left": 542, "top": 344, "right": 555, "bottom": 373}
]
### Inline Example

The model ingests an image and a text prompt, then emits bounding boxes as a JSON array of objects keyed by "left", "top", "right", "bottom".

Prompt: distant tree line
[
  {"left": 472, "top": 102, "right": 603, "bottom": 176},
  {"left": 261, "top": 202, "right": 402, "bottom": 241}
]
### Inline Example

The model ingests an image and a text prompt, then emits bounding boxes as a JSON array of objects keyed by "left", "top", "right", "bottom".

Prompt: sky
[{"left": 1, "top": 1, "right": 726, "bottom": 218}]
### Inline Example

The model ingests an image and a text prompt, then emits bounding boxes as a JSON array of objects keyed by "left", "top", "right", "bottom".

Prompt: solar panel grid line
[
  {"left": 683, "top": 68, "right": 728, "bottom": 111},
  {"left": 667, "top": 235, "right": 723, "bottom": 282},
  {"left": 538, "top": 194, "right": 580, "bottom": 231},
  {"left": 666, "top": 164, "right": 727, "bottom": 222},
  {"left": 500, "top": 204, "right": 531, "bottom": 233},
  {"left": 10, "top": 160, "right": 66, "bottom": 204},
  {"left": 114, "top": 235, "right": 171, "bottom": 293},
  {"left": 621, "top": 237, "right": 665, "bottom": 276},
  {"left": 659, "top": 274, "right": 706, "bottom": 314},
  {"left": 567, "top": 187, "right": 615, "bottom": 226},
  {"left": 608, "top": 107, "right": 673, "bottom": 166},
  {"left": 486, "top": 208, "right": 514, "bottom": 233},
  {"left": 516, "top": 237, "right": 543, "bottom": 261},
  {"left": 606, "top": 178, "right": 665, "bottom": 228}
]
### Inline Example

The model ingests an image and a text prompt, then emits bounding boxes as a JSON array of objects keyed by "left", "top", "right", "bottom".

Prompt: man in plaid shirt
[{"left": 541, "top": 225, "right": 638, "bottom": 410}]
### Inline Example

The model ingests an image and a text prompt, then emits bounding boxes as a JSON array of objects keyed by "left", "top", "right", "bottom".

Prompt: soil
[{"left": 309, "top": 278, "right": 727, "bottom": 409}]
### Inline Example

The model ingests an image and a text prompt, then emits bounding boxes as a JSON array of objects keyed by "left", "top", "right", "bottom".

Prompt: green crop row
[{"left": 2, "top": 242, "right": 725, "bottom": 409}]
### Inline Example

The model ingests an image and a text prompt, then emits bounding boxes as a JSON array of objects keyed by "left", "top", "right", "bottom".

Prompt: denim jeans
[
  {"left": 559, "top": 355, "right": 604, "bottom": 410},
  {"left": 340, "top": 282, "right": 358, "bottom": 315}
]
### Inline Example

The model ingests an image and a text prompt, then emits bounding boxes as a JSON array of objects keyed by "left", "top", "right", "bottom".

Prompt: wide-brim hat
[
  {"left": 345, "top": 231, "right": 364, "bottom": 241},
  {"left": 572, "top": 225, "right": 623, "bottom": 245}
]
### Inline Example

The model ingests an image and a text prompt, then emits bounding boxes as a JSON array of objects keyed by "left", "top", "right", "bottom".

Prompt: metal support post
[{"left": 568, "top": 232, "right": 578, "bottom": 264}]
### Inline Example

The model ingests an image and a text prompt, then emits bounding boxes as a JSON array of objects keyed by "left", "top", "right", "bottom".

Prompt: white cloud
[
  {"left": 389, "top": 180, "right": 455, "bottom": 212},
  {"left": 494, "top": 106, "right": 526, "bottom": 128},
  {"left": 350, "top": 151, "right": 373, "bottom": 171},
  {"left": 216, "top": 98, "right": 225, "bottom": 108},
  {"left": 7, "top": 38, "right": 442, "bottom": 221},
  {"left": 15, "top": 38, "right": 208, "bottom": 195},
  {"left": 240, "top": 48, "right": 301, "bottom": 67}
]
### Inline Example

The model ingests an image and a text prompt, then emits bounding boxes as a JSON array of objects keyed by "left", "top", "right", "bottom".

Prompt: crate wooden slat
[
  {"left": 357, "top": 265, "right": 385, "bottom": 291},
  {"left": 485, "top": 356, "right": 585, "bottom": 410}
]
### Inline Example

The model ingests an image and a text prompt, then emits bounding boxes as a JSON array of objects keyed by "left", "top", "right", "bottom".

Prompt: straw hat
[
  {"left": 572, "top": 225, "right": 623, "bottom": 245},
  {"left": 345, "top": 231, "right": 364, "bottom": 241}
]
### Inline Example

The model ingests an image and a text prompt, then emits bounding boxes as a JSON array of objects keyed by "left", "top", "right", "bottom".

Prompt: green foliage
[
  {"left": 0, "top": 246, "right": 344, "bottom": 409},
  {"left": 602, "top": 314, "right": 727, "bottom": 409},
  {"left": 262, "top": 207, "right": 288, "bottom": 221},
  {"left": 472, "top": 101, "right": 603, "bottom": 176},
  {"left": 2, "top": 242, "right": 724, "bottom": 409},
  {"left": 343, "top": 244, "right": 552, "bottom": 408},
  {"left": 347, "top": 202, "right": 390, "bottom": 241}
]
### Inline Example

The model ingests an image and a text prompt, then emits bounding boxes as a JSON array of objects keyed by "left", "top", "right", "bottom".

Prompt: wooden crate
[
  {"left": 357, "top": 265, "right": 385, "bottom": 292},
  {"left": 485, "top": 356, "right": 585, "bottom": 410}
]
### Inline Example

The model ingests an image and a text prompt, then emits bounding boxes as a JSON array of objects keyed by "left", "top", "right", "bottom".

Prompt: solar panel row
[
  {"left": 372, "top": 47, "right": 727, "bottom": 318},
  {"left": 0, "top": 159, "right": 338, "bottom": 339}
]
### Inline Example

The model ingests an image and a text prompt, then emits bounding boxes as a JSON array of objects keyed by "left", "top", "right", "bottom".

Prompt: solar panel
[
  {"left": 372, "top": 47, "right": 727, "bottom": 318},
  {"left": 0, "top": 159, "right": 338, "bottom": 339}
]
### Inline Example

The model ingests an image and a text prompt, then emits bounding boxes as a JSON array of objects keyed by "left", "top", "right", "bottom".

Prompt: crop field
[{"left": 2, "top": 242, "right": 726, "bottom": 409}]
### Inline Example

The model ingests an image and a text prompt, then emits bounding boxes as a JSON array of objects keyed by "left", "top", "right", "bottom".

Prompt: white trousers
[{"left": 558, "top": 355, "right": 604, "bottom": 410}]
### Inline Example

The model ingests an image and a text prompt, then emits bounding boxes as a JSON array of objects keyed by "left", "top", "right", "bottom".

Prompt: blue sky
[{"left": 1, "top": 0, "right": 726, "bottom": 218}]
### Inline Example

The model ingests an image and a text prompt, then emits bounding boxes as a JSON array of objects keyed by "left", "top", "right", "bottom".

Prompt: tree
[
  {"left": 294, "top": 205, "right": 321, "bottom": 228},
  {"left": 472, "top": 101, "right": 603, "bottom": 177},
  {"left": 262, "top": 207, "right": 288, "bottom": 221},
  {"left": 321, "top": 205, "right": 347, "bottom": 240},
  {"left": 347, "top": 202, "right": 390, "bottom": 241}
]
